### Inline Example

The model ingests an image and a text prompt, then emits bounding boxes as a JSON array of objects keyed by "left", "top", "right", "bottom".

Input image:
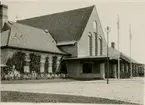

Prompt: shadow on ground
[{"left": 1, "top": 91, "right": 140, "bottom": 105}]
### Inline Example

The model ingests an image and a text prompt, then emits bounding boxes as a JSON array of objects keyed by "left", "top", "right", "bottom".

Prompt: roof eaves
[
  {"left": 56, "top": 41, "right": 76, "bottom": 46},
  {"left": 120, "top": 52, "right": 138, "bottom": 64},
  {"left": 63, "top": 55, "right": 107, "bottom": 60},
  {"left": 5, "top": 46, "right": 68, "bottom": 55}
]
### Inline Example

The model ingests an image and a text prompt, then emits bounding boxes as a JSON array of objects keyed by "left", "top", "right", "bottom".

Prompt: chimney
[
  {"left": 111, "top": 42, "right": 115, "bottom": 49},
  {"left": 0, "top": 2, "right": 8, "bottom": 32}
]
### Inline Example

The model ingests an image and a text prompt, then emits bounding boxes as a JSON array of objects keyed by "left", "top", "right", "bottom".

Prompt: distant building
[{"left": 0, "top": 2, "right": 144, "bottom": 79}]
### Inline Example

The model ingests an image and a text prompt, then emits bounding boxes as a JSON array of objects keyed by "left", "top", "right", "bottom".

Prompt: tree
[
  {"left": 6, "top": 51, "right": 26, "bottom": 74},
  {"left": 52, "top": 56, "right": 57, "bottom": 73},
  {"left": 29, "top": 53, "right": 41, "bottom": 74}
]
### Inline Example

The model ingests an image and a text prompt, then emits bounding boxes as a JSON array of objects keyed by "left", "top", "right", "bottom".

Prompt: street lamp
[{"left": 105, "top": 26, "right": 111, "bottom": 84}]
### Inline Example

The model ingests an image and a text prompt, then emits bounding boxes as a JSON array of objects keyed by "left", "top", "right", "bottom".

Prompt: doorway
[{"left": 83, "top": 63, "right": 92, "bottom": 73}]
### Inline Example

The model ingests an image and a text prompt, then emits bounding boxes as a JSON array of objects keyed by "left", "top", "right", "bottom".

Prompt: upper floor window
[
  {"left": 88, "top": 33, "right": 92, "bottom": 56},
  {"left": 99, "top": 36, "right": 103, "bottom": 55},
  {"left": 94, "top": 32, "right": 98, "bottom": 56},
  {"left": 93, "top": 21, "right": 97, "bottom": 33}
]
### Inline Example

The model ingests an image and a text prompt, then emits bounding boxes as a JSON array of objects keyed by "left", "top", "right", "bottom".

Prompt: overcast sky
[{"left": 1, "top": 0, "right": 145, "bottom": 64}]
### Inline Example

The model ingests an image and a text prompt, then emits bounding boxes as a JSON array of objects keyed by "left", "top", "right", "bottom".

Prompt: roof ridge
[
  {"left": 8, "top": 22, "right": 51, "bottom": 34},
  {"left": 17, "top": 5, "right": 95, "bottom": 21},
  {"left": 17, "top": 5, "right": 95, "bottom": 42}
]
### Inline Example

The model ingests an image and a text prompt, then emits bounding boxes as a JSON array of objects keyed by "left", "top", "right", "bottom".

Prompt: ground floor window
[
  {"left": 52, "top": 56, "right": 57, "bottom": 73},
  {"left": 83, "top": 63, "right": 92, "bottom": 73},
  {"left": 44, "top": 57, "right": 49, "bottom": 73}
]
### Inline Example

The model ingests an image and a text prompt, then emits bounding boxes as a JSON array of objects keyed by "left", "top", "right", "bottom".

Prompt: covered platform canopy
[{"left": 63, "top": 56, "right": 107, "bottom": 61}]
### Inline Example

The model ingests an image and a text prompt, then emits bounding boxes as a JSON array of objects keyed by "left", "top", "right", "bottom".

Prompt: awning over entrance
[{"left": 63, "top": 56, "right": 108, "bottom": 61}]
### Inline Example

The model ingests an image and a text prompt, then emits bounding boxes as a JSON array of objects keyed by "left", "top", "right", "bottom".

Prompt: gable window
[
  {"left": 93, "top": 21, "right": 98, "bottom": 56},
  {"left": 94, "top": 32, "right": 98, "bottom": 56},
  {"left": 98, "top": 37, "right": 103, "bottom": 55},
  {"left": 88, "top": 33, "right": 92, "bottom": 56},
  {"left": 93, "top": 21, "right": 98, "bottom": 33}
]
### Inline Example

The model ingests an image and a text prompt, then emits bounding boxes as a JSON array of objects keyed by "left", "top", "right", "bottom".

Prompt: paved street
[{"left": 1, "top": 77, "right": 144, "bottom": 104}]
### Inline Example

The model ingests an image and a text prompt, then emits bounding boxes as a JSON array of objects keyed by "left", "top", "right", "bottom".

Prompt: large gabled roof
[
  {"left": 17, "top": 5, "right": 95, "bottom": 43},
  {"left": 1, "top": 21, "right": 66, "bottom": 55}
]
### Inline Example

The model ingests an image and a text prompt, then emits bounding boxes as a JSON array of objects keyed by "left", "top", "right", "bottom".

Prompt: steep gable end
[
  {"left": 77, "top": 6, "right": 107, "bottom": 57},
  {"left": 17, "top": 6, "right": 94, "bottom": 43}
]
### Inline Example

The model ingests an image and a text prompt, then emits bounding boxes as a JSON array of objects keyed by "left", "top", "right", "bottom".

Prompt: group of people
[
  {"left": 2, "top": 65, "right": 68, "bottom": 80},
  {"left": 23, "top": 71, "right": 68, "bottom": 80},
  {"left": 4, "top": 65, "right": 21, "bottom": 80}
]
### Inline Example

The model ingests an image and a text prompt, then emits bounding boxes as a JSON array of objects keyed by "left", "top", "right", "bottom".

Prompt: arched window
[
  {"left": 98, "top": 36, "right": 103, "bottom": 55},
  {"left": 88, "top": 33, "right": 92, "bottom": 56},
  {"left": 93, "top": 21, "right": 98, "bottom": 56},
  {"left": 93, "top": 21, "right": 97, "bottom": 33},
  {"left": 94, "top": 32, "right": 98, "bottom": 55}
]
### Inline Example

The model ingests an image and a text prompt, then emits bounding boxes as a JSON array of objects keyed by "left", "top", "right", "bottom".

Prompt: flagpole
[
  {"left": 117, "top": 15, "right": 120, "bottom": 79},
  {"left": 129, "top": 24, "right": 132, "bottom": 78}
]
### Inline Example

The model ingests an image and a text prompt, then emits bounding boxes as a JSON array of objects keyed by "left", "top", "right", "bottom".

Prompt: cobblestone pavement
[{"left": 1, "top": 77, "right": 144, "bottom": 104}]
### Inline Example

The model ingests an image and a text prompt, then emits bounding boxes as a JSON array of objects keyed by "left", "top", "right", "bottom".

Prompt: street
[{"left": 1, "top": 77, "right": 144, "bottom": 104}]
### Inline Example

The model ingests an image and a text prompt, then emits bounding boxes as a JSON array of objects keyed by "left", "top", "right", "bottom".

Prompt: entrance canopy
[{"left": 63, "top": 56, "right": 108, "bottom": 61}]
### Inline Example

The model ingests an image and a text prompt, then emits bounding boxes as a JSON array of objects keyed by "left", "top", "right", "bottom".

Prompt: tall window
[
  {"left": 93, "top": 21, "right": 98, "bottom": 56},
  {"left": 93, "top": 21, "right": 97, "bottom": 33},
  {"left": 52, "top": 56, "right": 57, "bottom": 73},
  {"left": 99, "top": 37, "right": 103, "bottom": 55},
  {"left": 88, "top": 33, "right": 92, "bottom": 56},
  {"left": 44, "top": 57, "right": 49, "bottom": 73},
  {"left": 94, "top": 32, "right": 98, "bottom": 55}
]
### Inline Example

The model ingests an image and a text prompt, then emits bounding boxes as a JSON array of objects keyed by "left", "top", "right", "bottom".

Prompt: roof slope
[
  {"left": 109, "top": 47, "right": 120, "bottom": 59},
  {"left": 17, "top": 6, "right": 94, "bottom": 43},
  {"left": 108, "top": 47, "right": 138, "bottom": 63},
  {"left": 1, "top": 22, "right": 66, "bottom": 54},
  {"left": 1, "top": 30, "right": 10, "bottom": 47},
  {"left": 120, "top": 52, "right": 138, "bottom": 63}
]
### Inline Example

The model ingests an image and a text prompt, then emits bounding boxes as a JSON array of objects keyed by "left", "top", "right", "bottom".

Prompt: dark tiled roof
[
  {"left": 17, "top": 6, "right": 94, "bottom": 43},
  {"left": 120, "top": 53, "right": 138, "bottom": 64},
  {"left": 109, "top": 47, "right": 138, "bottom": 63},
  {"left": 1, "top": 22, "right": 66, "bottom": 55}
]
